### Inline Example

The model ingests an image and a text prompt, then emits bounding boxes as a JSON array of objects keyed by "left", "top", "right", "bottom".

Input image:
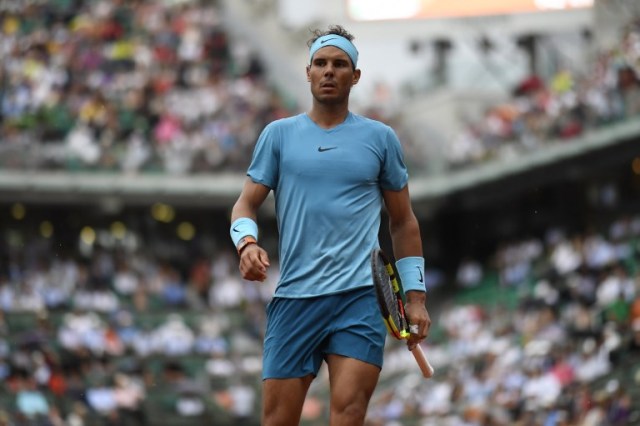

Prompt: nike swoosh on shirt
[{"left": 318, "top": 146, "right": 337, "bottom": 152}]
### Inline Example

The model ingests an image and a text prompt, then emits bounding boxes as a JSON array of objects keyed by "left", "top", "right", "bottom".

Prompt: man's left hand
[{"left": 404, "top": 290, "right": 431, "bottom": 350}]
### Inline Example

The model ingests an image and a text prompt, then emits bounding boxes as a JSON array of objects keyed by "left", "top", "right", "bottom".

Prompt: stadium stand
[
  {"left": 0, "top": 0, "right": 297, "bottom": 174},
  {"left": 0, "top": 205, "right": 638, "bottom": 425},
  {"left": 443, "top": 18, "right": 640, "bottom": 169},
  {"left": 1, "top": 0, "right": 640, "bottom": 425},
  {"left": 3, "top": 2, "right": 638, "bottom": 176}
]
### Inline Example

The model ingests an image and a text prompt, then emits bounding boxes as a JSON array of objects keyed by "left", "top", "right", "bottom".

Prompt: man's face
[{"left": 307, "top": 46, "right": 360, "bottom": 105}]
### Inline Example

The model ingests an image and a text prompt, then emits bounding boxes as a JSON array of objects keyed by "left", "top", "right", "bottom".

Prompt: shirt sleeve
[
  {"left": 379, "top": 127, "right": 409, "bottom": 191},
  {"left": 247, "top": 123, "right": 279, "bottom": 190}
]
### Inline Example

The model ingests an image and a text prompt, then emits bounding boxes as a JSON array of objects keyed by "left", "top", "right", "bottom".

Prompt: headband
[{"left": 309, "top": 34, "right": 359, "bottom": 68}]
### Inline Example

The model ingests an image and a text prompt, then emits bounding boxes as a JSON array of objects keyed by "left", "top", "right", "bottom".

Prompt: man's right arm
[
  {"left": 230, "top": 178, "right": 272, "bottom": 282},
  {"left": 231, "top": 178, "right": 271, "bottom": 222}
]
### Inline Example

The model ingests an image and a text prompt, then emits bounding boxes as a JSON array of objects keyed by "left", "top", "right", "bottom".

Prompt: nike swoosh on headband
[{"left": 309, "top": 34, "right": 358, "bottom": 67}]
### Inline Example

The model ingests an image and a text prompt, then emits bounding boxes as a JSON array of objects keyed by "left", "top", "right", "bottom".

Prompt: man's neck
[{"left": 307, "top": 104, "right": 350, "bottom": 129}]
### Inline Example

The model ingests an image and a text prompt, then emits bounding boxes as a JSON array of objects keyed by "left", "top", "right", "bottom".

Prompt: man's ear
[
  {"left": 352, "top": 69, "right": 361, "bottom": 85},
  {"left": 306, "top": 66, "right": 311, "bottom": 81}
]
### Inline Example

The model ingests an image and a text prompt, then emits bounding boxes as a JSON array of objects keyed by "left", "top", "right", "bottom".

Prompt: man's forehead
[{"left": 311, "top": 46, "right": 351, "bottom": 61}]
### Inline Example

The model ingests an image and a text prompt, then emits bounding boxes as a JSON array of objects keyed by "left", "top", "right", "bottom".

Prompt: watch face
[{"left": 237, "top": 236, "right": 256, "bottom": 254}]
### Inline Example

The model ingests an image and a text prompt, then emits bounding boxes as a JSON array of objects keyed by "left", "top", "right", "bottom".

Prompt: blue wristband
[
  {"left": 396, "top": 257, "right": 426, "bottom": 293},
  {"left": 230, "top": 217, "right": 259, "bottom": 247}
]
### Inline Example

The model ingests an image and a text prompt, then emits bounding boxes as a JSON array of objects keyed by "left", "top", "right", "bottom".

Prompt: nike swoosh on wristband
[
  {"left": 318, "top": 146, "right": 337, "bottom": 152},
  {"left": 232, "top": 226, "right": 240, "bottom": 232},
  {"left": 417, "top": 267, "right": 424, "bottom": 283},
  {"left": 321, "top": 37, "right": 337, "bottom": 44}
]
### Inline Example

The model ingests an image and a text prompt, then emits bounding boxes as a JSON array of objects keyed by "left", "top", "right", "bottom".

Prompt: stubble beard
[{"left": 312, "top": 86, "right": 351, "bottom": 107}]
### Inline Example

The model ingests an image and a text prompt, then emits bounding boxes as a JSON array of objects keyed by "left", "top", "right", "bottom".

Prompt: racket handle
[{"left": 411, "top": 345, "right": 434, "bottom": 379}]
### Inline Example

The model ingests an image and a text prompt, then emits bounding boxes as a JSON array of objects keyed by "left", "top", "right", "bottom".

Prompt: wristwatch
[{"left": 237, "top": 236, "right": 257, "bottom": 256}]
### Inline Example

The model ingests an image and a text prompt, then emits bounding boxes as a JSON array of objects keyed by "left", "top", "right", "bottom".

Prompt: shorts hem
[
  {"left": 323, "top": 351, "right": 383, "bottom": 370},
  {"left": 262, "top": 371, "right": 318, "bottom": 381}
]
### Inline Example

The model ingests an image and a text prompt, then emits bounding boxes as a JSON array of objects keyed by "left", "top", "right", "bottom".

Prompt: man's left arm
[{"left": 382, "top": 185, "right": 431, "bottom": 350}]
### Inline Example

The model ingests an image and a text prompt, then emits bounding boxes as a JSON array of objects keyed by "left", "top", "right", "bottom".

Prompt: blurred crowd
[
  {"left": 0, "top": 0, "right": 295, "bottom": 174},
  {"left": 0, "top": 208, "right": 639, "bottom": 425},
  {"left": 0, "top": 213, "right": 276, "bottom": 425},
  {"left": 3, "top": 2, "right": 640, "bottom": 176},
  {"left": 447, "top": 19, "right": 640, "bottom": 169},
  {"left": 357, "top": 214, "right": 640, "bottom": 425}
]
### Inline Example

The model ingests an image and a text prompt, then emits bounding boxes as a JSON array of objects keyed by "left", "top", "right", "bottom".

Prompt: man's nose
[{"left": 324, "top": 64, "right": 335, "bottom": 75}]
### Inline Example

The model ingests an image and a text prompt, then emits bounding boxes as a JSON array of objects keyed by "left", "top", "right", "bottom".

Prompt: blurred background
[{"left": 1, "top": 0, "right": 640, "bottom": 425}]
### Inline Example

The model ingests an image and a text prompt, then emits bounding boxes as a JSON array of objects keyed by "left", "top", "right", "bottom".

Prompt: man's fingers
[
  {"left": 420, "top": 323, "right": 431, "bottom": 339},
  {"left": 240, "top": 260, "right": 268, "bottom": 282},
  {"left": 409, "top": 319, "right": 429, "bottom": 333}
]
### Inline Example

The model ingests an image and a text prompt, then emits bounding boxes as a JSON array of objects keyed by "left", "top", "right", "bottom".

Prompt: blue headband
[{"left": 309, "top": 34, "right": 359, "bottom": 68}]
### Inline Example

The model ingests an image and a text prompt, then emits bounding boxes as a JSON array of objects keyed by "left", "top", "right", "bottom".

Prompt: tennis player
[{"left": 230, "top": 25, "right": 431, "bottom": 426}]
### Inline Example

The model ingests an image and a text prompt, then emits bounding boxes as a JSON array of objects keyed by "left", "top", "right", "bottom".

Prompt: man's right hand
[{"left": 239, "top": 244, "right": 270, "bottom": 282}]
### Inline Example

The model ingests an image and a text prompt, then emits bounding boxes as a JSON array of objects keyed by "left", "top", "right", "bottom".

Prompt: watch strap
[{"left": 237, "top": 236, "right": 257, "bottom": 256}]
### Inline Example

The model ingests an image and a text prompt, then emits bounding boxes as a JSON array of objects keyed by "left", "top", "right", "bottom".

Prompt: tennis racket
[{"left": 371, "top": 248, "right": 434, "bottom": 378}]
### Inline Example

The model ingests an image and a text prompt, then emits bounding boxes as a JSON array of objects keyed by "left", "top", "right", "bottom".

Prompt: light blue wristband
[
  {"left": 396, "top": 256, "right": 426, "bottom": 293},
  {"left": 230, "top": 217, "right": 259, "bottom": 247}
]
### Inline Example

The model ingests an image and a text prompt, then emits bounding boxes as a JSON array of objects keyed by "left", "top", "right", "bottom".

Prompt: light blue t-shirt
[{"left": 248, "top": 112, "right": 408, "bottom": 298}]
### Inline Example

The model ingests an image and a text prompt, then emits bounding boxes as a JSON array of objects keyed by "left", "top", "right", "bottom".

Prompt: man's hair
[{"left": 307, "top": 25, "right": 355, "bottom": 48}]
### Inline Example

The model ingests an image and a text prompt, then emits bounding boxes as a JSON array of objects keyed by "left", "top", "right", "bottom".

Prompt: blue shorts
[{"left": 262, "top": 286, "right": 387, "bottom": 380}]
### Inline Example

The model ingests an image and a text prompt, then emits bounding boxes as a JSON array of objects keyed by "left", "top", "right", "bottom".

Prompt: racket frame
[{"left": 371, "top": 249, "right": 434, "bottom": 378}]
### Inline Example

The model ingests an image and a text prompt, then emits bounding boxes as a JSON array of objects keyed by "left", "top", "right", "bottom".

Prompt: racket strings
[{"left": 373, "top": 256, "right": 402, "bottom": 328}]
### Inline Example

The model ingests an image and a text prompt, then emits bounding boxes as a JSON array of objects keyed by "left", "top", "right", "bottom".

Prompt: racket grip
[{"left": 411, "top": 345, "right": 434, "bottom": 379}]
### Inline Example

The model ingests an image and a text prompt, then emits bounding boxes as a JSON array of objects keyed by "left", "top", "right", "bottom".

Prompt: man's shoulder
[
  {"left": 266, "top": 113, "right": 305, "bottom": 130},
  {"left": 349, "top": 112, "right": 392, "bottom": 132}
]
